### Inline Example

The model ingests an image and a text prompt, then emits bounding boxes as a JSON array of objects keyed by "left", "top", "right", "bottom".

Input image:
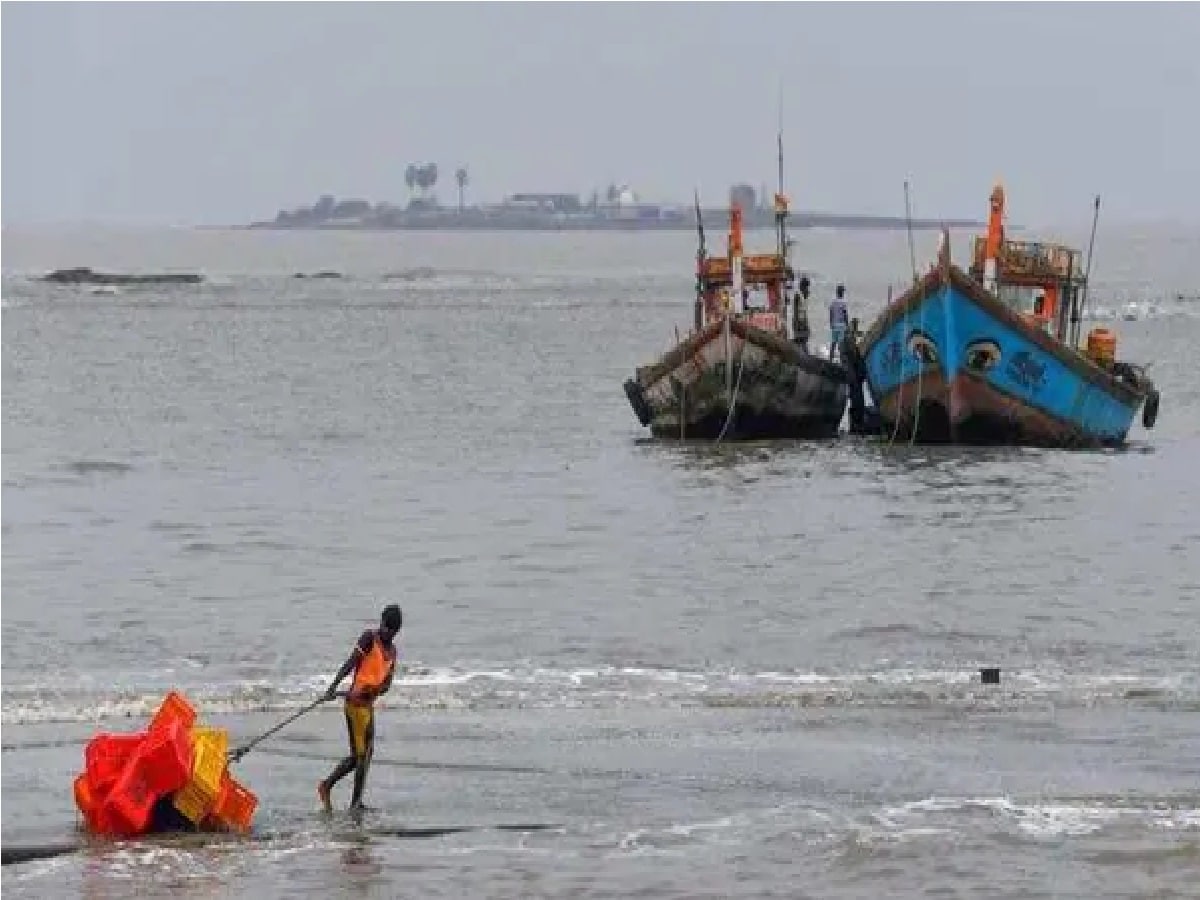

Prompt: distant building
[
  {"left": 505, "top": 193, "right": 583, "bottom": 213},
  {"left": 597, "top": 185, "right": 645, "bottom": 220},
  {"left": 729, "top": 183, "right": 757, "bottom": 212}
]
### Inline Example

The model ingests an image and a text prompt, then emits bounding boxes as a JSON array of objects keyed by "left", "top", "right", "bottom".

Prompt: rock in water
[{"left": 43, "top": 267, "right": 203, "bottom": 286}]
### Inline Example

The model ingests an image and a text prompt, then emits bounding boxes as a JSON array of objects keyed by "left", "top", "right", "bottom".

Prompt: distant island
[{"left": 249, "top": 169, "right": 980, "bottom": 233}]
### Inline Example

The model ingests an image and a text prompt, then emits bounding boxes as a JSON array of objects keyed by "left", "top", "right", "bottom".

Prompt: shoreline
[{"left": 245, "top": 215, "right": 982, "bottom": 234}]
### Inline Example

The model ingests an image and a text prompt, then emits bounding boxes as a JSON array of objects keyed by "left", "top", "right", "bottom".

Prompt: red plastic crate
[
  {"left": 74, "top": 774, "right": 119, "bottom": 835},
  {"left": 84, "top": 732, "right": 146, "bottom": 795},
  {"left": 136, "top": 719, "right": 193, "bottom": 796},
  {"left": 102, "top": 764, "right": 157, "bottom": 837}
]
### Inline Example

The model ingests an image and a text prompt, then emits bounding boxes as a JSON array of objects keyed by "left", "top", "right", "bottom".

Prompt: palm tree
[
  {"left": 455, "top": 167, "right": 469, "bottom": 212},
  {"left": 412, "top": 163, "right": 438, "bottom": 205},
  {"left": 404, "top": 164, "right": 418, "bottom": 200}
]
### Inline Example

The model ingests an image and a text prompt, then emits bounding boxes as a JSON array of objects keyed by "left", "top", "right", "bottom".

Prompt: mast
[
  {"left": 775, "top": 87, "right": 788, "bottom": 261},
  {"left": 694, "top": 189, "right": 706, "bottom": 331},
  {"left": 904, "top": 180, "right": 918, "bottom": 286},
  {"left": 729, "top": 203, "right": 745, "bottom": 314},
  {"left": 1074, "top": 195, "right": 1101, "bottom": 347},
  {"left": 982, "top": 183, "right": 1005, "bottom": 293},
  {"left": 775, "top": 137, "right": 790, "bottom": 253},
  {"left": 774, "top": 83, "right": 793, "bottom": 337},
  {"left": 1057, "top": 252, "right": 1073, "bottom": 343},
  {"left": 724, "top": 203, "right": 741, "bottom": 401}
]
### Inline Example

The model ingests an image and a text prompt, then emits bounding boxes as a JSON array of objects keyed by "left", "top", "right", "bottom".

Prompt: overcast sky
[{"left": 3, "top": 2, "right": 1198, "bottom": 226}]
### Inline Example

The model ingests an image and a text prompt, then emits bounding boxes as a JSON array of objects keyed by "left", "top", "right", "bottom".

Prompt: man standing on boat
[
  {"left": 793, "top": 275, "right": 812, "bottom": 353},
  {"left": 829, "top": 284, "right": 849, "bottom": 362}
]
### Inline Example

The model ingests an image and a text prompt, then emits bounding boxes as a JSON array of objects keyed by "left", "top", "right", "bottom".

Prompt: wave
[
  {"left": 868, "top": 794, "right": 1200, "bottom": 840},
  {"left": 2, "top": 663, "right": 1197, "bottom": 726}
]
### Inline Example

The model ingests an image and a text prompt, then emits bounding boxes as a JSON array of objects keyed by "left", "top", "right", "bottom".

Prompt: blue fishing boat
[{"left": 852, "top": 185, "right": 1160, "bottom": 448}]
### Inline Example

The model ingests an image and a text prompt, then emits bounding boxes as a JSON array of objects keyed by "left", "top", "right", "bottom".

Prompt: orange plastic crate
[
  {"left": 73, "top": 772, "right": 92, "bottom": 812},
  {"left": 74, "top": 773, "right": 101, "bottom": 831},
  {"left": 207, "top": 772, "right": 257, "bottom": 832},
  {"left": 149, "top": 691, "right": 197, "bottom": 733}
]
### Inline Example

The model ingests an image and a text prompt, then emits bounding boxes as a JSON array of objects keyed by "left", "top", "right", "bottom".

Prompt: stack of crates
[{"left": 73, "top": 690, "right": 260, "bottom": 837}]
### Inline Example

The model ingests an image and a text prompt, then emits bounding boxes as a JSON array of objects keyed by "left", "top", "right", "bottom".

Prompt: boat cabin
[
  {"left": 694, "top": 204, "right": 794, "bottom": 338},
  {"left": 968, "top": 185, "right": 1086, "bottom": 345}
]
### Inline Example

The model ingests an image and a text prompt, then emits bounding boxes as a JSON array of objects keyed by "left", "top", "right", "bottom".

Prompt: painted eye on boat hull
[
  {"left": 965, "top": 338, "right": 1002, "bottom": 372},
  {"left": 906, "top": 330, "right": 939, "bottom": 365}
]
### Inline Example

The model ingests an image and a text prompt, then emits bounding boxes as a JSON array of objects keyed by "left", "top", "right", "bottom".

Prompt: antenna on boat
[
  {"left": 694, "top": 188, "right": 706, "bottom": 331},
  {"left": 903, "top": 180, "right": 919, "bottom": 285},
  {"left": 775, "top": 78, "right": 788, "bottom": 261},
  {"left": 774, "top": 78, "right": 796, "bottom": 340},
  {"left": 1075, "top": 194, "right": 1101, "bottom": 346}
]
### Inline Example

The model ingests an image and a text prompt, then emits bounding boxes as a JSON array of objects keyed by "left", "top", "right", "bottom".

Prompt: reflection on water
[{"left": 338, "top": 838, "right": 385, "bottom": 889}]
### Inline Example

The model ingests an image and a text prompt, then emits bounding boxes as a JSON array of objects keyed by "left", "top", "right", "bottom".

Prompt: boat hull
[
  {"left": 860, "top": 266, "right": 1152, "bottom": 447},
  {"left": 624, "top": 318, "right": 848, "bottom": 440}
]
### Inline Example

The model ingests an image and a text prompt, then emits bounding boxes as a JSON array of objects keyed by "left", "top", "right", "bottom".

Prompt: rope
[
  {"left": 227, "top": 695, "right": 329, "bottom": 763},
  {"left": 885, "top": 285, "right": 910, "bottom": 447},
  {"left": 881, "top": 275, "right": 928, "bottom": 447},
  {"left": 714, "top": 333, "right": 748, "bottom": 444},
  {"left": 909, "top": 280, "right": 927, "bottom": 446}
]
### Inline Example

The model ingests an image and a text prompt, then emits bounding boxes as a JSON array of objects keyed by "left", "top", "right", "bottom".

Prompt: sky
[{"left": 3, "top": 2, "right": 1199, "bottom": 227}]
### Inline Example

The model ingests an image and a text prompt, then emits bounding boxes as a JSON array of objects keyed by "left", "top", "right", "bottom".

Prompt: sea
[{"left": 2, "top": 222, "right": 1198, "bottom": 898}]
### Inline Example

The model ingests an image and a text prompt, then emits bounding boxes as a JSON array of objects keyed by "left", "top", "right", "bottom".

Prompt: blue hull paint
[{"left": 863, "top": 281, "right": 1141, "bottom": 446}]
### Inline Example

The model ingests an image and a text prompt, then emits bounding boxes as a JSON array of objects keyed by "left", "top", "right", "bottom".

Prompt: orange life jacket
[{"left": 349, "top": 633, "right": 396, "bottom": 705}]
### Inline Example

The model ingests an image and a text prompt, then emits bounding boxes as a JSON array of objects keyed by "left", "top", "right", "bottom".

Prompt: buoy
[
  {"left": 980, "top": 667, "right": 1001, "bottom": 685},
  {"left": 73, "top": 692, "right": 258, "bottom": 838},
  {"left": 1086, "top": 327, "right": 1117, "bottom": 368}
]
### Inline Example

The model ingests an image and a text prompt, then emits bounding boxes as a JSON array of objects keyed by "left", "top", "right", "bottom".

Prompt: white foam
[
  {"left": 11, "top": 856, "right": 70, "bottom": 882},
  {"left": 878, "top": 795, "right": 1200, "bottom": 839},
  {"left": 753, "top": 671, "right": 836, "bottom": 685},
  {"left": 1154, "top": 809, "right": 1200, "bottom": 830},
  {"left": 2, "top": 663, "right": 1196, "bottom": 725},
  {"left": 664, "top": 815, "right": 738, "bottom": 837}
]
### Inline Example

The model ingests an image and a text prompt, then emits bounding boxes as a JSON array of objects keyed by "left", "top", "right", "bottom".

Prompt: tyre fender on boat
[
  {"left": 1142, "top": 389, "right": 1160, "bottom": 429},
  {"left": 624, "top": 378, "right": 653, "bottom": 427}
]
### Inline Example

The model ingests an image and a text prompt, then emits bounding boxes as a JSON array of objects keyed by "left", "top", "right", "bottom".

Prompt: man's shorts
[{"left": 344, "top": 702, "right": 375, "bottom": 758}]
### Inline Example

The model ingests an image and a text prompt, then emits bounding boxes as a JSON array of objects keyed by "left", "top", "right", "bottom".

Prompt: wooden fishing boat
[
  {"left": 622, "top": 156, "right": 848, "bottom": 440},
  {"left": 854, "top": 185, "right": 1160, "bottom": 447}
]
